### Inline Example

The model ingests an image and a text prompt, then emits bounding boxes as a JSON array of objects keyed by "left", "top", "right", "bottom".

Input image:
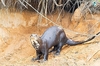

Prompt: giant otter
[{"left": 30, "top": 26, "right": 100, "bottom": 62}]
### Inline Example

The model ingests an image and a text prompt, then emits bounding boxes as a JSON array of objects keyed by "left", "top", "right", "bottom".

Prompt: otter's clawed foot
[
  {"left": 31, "top": 58, "right": 36, "bottom": 62},
  {"left": 31, "top": 58, "right": 39, "bottom": 62}
]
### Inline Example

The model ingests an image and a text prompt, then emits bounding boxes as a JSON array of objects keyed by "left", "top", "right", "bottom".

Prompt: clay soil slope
[{"left": 0, "top": 9, "right": 100, "bottom": 66}]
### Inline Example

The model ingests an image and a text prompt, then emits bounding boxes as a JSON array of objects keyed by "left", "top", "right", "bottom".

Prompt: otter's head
[{"left": 30, "top": 34, "right": 40, "bottom": 50}]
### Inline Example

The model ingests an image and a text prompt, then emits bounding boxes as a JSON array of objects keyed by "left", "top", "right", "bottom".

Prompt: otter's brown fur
[{"left": 30, "top": 26, "right": 100, "bottom": 62}]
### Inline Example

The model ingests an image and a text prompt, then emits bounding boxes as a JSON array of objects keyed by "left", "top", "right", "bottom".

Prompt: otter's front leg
[
  {"left": 43, "top": 50, "right": 48, "bottom": 61},
  {"left": 40, "top": 43, "right": 48, "bottom": 62},
  {"left": 32, "top": 50, "right": 42, "bottom": 61},
  {"left": 41, "top": 40, "right": 48, "bottom": 61},
  {"left": 39, "top": 50, "right": 48, "bottom": 63}
]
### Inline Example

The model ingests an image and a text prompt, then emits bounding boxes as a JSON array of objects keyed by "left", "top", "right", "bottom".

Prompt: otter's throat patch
[
  {"left": 30, "top": 34, "right": 40, "bottom": 50},
  {"left": 32, "top": 40, "right": 40, "bottom": 50}
]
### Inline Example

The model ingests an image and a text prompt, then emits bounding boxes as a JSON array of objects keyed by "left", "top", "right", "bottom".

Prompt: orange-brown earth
[{"left": 0, "top": 8, "right": 100, "bottom": 66}]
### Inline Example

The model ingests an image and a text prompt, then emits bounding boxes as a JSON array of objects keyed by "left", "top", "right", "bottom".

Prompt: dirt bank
[{"left": 0, "top": 9, "right": 100, "bottom": 66}]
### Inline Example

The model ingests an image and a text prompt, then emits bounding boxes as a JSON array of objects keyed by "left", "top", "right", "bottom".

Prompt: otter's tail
[{"left": 66, "top": 32, "right": 100, "bottom": 46}]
